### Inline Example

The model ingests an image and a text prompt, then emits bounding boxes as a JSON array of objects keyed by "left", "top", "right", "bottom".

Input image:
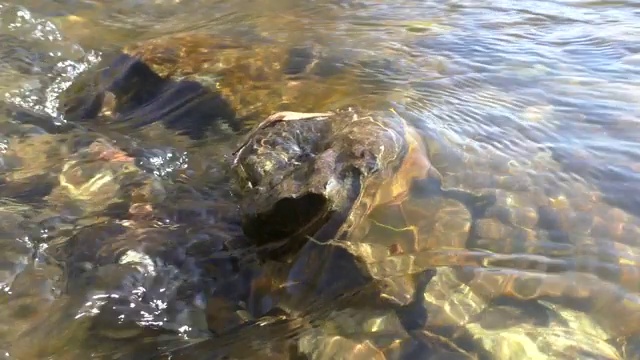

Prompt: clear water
[{"left": 0, "top": 0, "right": 638, "bottom": 359}]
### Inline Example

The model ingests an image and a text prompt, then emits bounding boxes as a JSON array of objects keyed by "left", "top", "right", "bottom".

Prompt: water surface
[{"left": 0, "top": 0, "right": 639, "bottom": 359}]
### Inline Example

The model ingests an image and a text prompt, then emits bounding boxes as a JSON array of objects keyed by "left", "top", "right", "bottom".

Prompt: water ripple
[{"left": 0, "top": 0, "right": 638, "bottom": 358}]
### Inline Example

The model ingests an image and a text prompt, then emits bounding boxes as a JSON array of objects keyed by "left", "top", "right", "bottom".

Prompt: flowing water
[{"left": 0, "top": 0, "right": 639, "bottom": 359}]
